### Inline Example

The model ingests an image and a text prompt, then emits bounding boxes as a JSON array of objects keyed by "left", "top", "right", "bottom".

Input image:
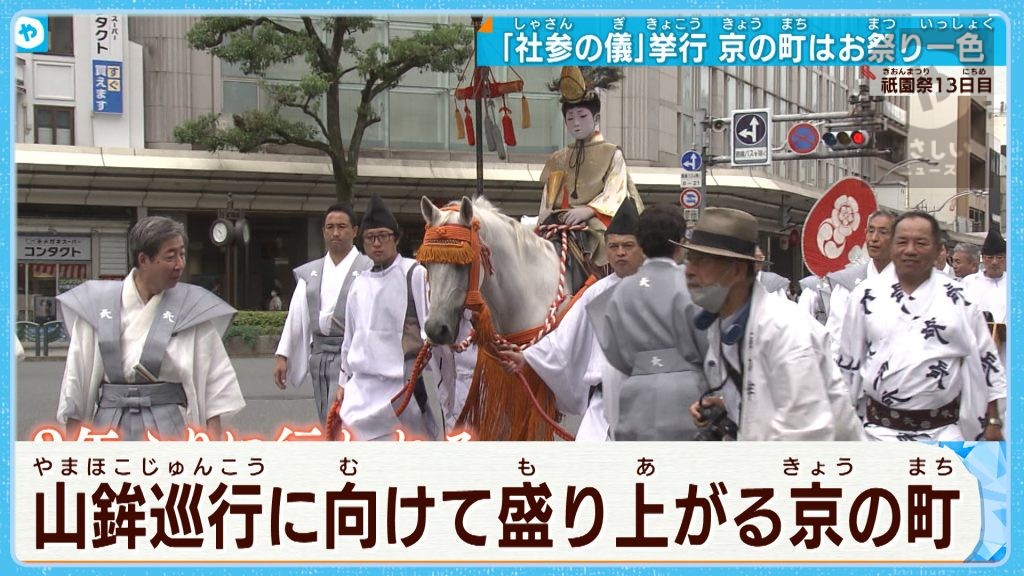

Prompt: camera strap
[{"left": 719, "top": 338, "right": 744, "bottom": 394}]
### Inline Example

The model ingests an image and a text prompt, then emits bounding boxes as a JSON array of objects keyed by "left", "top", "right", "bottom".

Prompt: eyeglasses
[{"left": 364, "top": 232, "right": 395, "bottom": 245}]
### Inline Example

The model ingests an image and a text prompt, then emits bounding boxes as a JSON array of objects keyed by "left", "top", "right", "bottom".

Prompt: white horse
[
  {"left": 418, "top": 195, "right": 568, "bottom": 440},
  {"left": 419, "top": 195, "right": 562, "bottom": 344}
]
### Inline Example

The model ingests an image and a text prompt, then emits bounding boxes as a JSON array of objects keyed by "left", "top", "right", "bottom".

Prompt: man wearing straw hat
[{"left": 683, "top": 207, "right": 863, "bottom": 441}]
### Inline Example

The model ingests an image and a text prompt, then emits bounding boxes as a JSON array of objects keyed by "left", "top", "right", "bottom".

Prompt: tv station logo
[{"left": 14, "top": 15, "right": 49, "bottom": 52}]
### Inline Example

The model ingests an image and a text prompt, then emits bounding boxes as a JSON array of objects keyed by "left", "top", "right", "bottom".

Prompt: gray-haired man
[
  {"left": 57, "top": 216, "right": 245, "bottom": 440},
  {"left": 951, "top": 242, "right": 980, "bottom": 279}
]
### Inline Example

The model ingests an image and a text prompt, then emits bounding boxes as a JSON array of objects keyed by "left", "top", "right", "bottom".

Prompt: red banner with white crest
[{"left": 802, "top": 177, "right": 878, "bottom": 278}]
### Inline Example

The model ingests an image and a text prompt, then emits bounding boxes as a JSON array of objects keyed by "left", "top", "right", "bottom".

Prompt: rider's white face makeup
[{"left": 564, "top": 107, "right": 597, "bottom": 140}]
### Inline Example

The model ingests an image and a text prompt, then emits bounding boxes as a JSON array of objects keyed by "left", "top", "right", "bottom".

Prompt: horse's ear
[
  {"left": 420, "top": 196, "right": 442, "bottom": 226},
  {"left": 459, "top": 196, "right": 474, "bottom": 226}
]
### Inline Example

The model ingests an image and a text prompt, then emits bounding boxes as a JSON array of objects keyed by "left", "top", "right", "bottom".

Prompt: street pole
[
  {"left": 471, "top": 16, "right": 484, "bottom": 199},
  {"left": 695, "top": 108, "right": 708, "bottom": 222}
]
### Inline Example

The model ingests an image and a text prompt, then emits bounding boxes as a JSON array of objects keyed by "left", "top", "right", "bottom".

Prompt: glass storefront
[{"left": 16, "top": 262, "right": 90, "bottom": 322}]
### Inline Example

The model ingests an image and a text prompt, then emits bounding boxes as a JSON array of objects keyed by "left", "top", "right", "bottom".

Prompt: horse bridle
[{"left": 418, "top": 207, "right": 493, "bottom": 315}]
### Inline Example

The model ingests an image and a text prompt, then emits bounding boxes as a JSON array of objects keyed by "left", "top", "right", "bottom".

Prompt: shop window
[{"left": 18, "top": 262, "right": 90, "bottom": 322}]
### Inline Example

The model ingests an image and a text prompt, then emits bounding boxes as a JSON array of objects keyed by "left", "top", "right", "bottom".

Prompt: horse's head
[{"left": 419, "top": 195, "right": 474, "bottom": 346}]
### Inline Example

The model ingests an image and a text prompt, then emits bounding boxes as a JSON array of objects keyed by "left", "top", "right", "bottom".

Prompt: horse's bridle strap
[{"left": 418, "top": 220, "right": 488, "bottom": 311}]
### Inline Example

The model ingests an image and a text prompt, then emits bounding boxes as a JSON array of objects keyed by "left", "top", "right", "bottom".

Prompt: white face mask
[
  {"left": 688, "top": 265, "right": 735, "bottom": 313},
  {"left": 689, "top": 282, "right": 731, "bottom": 313}
]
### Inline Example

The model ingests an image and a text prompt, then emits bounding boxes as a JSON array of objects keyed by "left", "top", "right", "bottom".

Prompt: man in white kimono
[
  {"left": 338, "top": 194, "right": 455, "bottom": 441},
  {"left": 825, "top": 210, "right": 896, "bottom": 360},
  {"left": 837, "top": 211, "right": 1006, "bottom": 441},
  {"left": 274, "top": 204, "right": 372, "bottom": 426},
  {"left": 588, "top": 204, "right": 711, "bottom": 441},
  {"left": 498, "top": 198, "right": 644, "bottom": 441},
  {"left": 963, "top": 228, "right": 1007, "bottom": 358},
  {"left": 934, "top": 232, "right": 956, "bottom": 278},
  {"left": 56, "top": 216, "right": 245, "bottom": 440},
  {"left": 685, "top": 208, "right": 863, "bottom": 441}
]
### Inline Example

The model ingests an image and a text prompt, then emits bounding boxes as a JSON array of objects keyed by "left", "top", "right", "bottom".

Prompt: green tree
[{"left": 173, "top": 17, "right": 473, "bottom": 204}]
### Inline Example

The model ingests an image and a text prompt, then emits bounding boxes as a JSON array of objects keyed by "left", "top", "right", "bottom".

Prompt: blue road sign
[
  {"left": 680, "top": 150, "right": 703, "bottom": 172},
  {"left": 731, "top": 108, "right": 771, "bottom": 166},
  {"left": 788, "top": 122, "right": 821, "bottom": 155}
]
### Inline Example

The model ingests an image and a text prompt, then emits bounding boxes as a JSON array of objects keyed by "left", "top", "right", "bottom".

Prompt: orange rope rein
[{"left": 390, "top": 341, "right": 434, "bottom": 416}]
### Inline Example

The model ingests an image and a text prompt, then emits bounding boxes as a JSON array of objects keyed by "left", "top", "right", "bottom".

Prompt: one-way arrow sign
[{"left": 731, "top": 108, "right": 771, "bottom": 167}]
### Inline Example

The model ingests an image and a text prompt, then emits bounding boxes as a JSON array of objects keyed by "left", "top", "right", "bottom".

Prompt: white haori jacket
[{"left": 704, "top": 282, "right": 863, "bottom": 441}]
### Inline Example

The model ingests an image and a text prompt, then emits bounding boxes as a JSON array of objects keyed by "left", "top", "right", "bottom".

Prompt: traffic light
[{"left": 822, "top": 129, "right": 871, "bottom": 150}]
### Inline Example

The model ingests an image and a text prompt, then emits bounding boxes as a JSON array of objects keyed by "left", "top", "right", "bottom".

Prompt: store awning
[{"left": 16, "top": 144, "right": 831, "bottom": 230}]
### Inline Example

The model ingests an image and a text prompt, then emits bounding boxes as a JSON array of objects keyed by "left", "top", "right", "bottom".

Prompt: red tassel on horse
[
  {"left": 463, "top": 105, "right": 476, "bottom": 147},
  {"left": 500, "top": 106, "right": 517, "bottom": 147}
]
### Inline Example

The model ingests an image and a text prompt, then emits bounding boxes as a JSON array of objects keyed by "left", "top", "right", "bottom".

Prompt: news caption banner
[
  {"left": 476, "top": 15, "right": 1006, "bottom": 71},
  {"left": 14, "top": 440, "right": 1007, "bottom": 562}
]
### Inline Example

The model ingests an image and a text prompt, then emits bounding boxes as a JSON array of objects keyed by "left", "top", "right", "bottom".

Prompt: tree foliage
[{"left": 173, "top": 16, "right": 473, "bottom": 204}]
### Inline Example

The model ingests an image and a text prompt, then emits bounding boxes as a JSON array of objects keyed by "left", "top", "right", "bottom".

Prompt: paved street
[
  {"left": 15, "top": 355, "right": 582, "bottom": 440},
  {"left": 16, "top": 356, "right": 319, "bottom": 440}
]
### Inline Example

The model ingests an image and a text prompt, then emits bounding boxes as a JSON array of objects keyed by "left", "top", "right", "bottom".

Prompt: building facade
[{"left": 15, "top": 14, "right": 1002, "bottom": 315}]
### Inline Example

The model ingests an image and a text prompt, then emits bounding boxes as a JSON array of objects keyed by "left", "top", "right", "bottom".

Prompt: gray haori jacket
[
  {"left": 293, "top": 253, "right": 373, "bottom": 348},
  {"left": 56, "top": 280, "right": 235, "bottom": 438}
]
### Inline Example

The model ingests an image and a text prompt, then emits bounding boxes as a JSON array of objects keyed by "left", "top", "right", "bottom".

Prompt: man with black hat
[
  {"left": 837, "top": 211, "right": 1005, "bottom": 441},
  {"left": 963, "top": 227, "right": 1007, "bottom": 356},
  {"left": 336, "top": 194, "right": 456, "bottom": 440},
  {"left": 538, "top": 66, "right": 644, "bottom": 268},
  {"left": 587, "top": 204, "right": 710, "bottom": 441},
  {"left": 497, "top": 198, "right": 645, "bottom": 440},
  {"left": 684, "top": 208, "right": 863, "bottom": 441}
]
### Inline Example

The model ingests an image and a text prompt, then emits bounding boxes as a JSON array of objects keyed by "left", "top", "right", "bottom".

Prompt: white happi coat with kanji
[{"left": 837, "top": 269, "right": 1007, "bottom": 441}]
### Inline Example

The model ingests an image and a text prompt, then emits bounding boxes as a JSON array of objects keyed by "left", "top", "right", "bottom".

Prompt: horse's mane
[{"left": 444, "top": 197, "right": 554, "bottom": 255}]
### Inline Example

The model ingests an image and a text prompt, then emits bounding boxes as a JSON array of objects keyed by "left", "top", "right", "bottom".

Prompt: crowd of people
[{"left": 51, "top": 65, "right": 1008, "bottom": 443}]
